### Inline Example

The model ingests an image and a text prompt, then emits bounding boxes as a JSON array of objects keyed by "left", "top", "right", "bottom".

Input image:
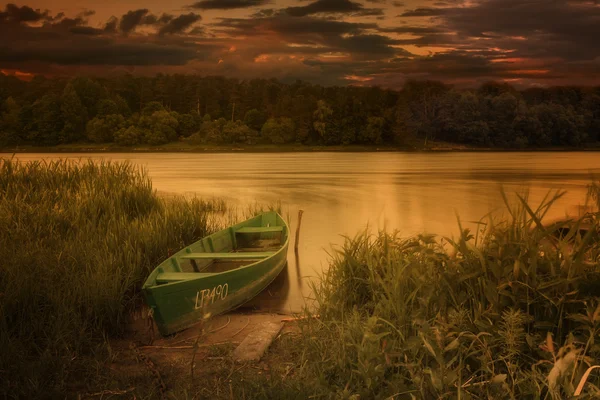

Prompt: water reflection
[{"left": 6, "top": 151, "right": 600, "bottom": 313}]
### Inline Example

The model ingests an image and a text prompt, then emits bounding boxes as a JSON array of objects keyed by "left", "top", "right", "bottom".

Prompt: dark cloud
[
  {"left": 55, "top": 11, "right": 114, "bottom": 36},
  {"left": 332, "top": 34, "right": 400, "bottom": 56},
  {"left": 143, "top": 14, "right": 158, "bottom": 24},
  {"left": 104, "top": 16, "right": 118, "bottom": 33},
  {"left": 380, "top": 26, "right": 446, "bottom": 35},
  {"left": 69, "top": 26, "right": 103, "bottom": 35},
  {"left": 283, "top": 0, "right": 383, "bottom": 17},
  {"left": 379, "top": 24, "right": 459, "bottom": 48},
  {"left": 432, "top": 0, "right": 464, "bottom": 6},
  {"left": 159, "top": 14, "right": 174, "bottom": 23},
  {"left": 389, "top": 51, "right": 493, "bottom": 78},
  {"left": 216, "top": 15, "right": 375, "bottom": 36},
  {"left": 0, "top": 3, "right": 48, "bottom": 23},
  {"left": 393, "top": 33, "right": 459, "bottom": 47},
  {"left": 190, "top": 0, "right": 269, "bottom": 10},
  {"left": 250, "top": 8, "right": 275, "bottom": 17},
  {"left": 117, "top": 9, "right": 183, "bottom": 34},
  {"left": 158, "top": 13, "right": 201, "bottom": 35},
  {"left": 119, "top": 9, "right": 149, "bottom": 33},
  {"left": 392, "top": 1, "right": 405, "bottom": 6},
  {"left": 0, "top": 6, "right": 222, "bottom": 69},
  {"left": 366, "top": 0, "right": 600, "bottom": 86},
  {"left": 78, "top": 10, "right": 96, "bottom": 18},
  {"left": 2, "top": 1, "right": 600, "bottom": 88},
  {"left": 215, "top": 14, "right": 398, "bottom": 61},
  {"left": 189, "top": 26, "right": 206, "bottom": 35},
  {"left": 399, "top": 7, "right": 446, "bottom": 17},
  {"left": 441, "top": 0, "right": 600, "bottom": 60},
  {"left": 567, "top": 0, "right": 599, "bottom": 4},
  {"left": 51, "top": 17, "right": 86, "bottom": 30},
  {"left": 0, "top": 40, "right": 202, "bottom": 66}
]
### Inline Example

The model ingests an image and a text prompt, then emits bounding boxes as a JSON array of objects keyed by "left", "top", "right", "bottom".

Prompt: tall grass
[
  {"left": 0, "top": 158, "right": 227, "bottom": 398},
  {"left": 294, "top": 188, "right": 600, "bottom": 399}
]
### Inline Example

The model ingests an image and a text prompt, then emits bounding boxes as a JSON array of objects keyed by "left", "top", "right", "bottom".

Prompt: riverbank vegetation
[
  {"left": 1, "top": 73, "right": 599, "bottom": 150},
  {"left": 94, "top": 186, "right": 600, "bottom": 400},
  {"left": 4, "top": 156, "right": 600, "bottom": 399},
  {"left": 289, "top": 190, "right": 600, "bottom": 399},
  {"left": 0, "top": 158, "right": 228, "bottom": 398}
]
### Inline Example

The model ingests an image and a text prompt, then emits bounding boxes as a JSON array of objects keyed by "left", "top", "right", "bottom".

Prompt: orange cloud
[
  {"left": 506, "top": 69, "right": 550, "bottom": 75},
  {"left": 254, "top": 54, "right": 269, "bottom": 63},
  {"left": 0, "top": 69, "right": 34, "bottom": 81},
  {"left": 344, "top": 74, "right": 373, "bottom": 82}
]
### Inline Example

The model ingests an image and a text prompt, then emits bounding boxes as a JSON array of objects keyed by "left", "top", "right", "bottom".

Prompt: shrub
[
  {"left": 295, "top": 189, "right": 600, "bottom": 399},
  {"left": 0, "top": 159, "right": 227, "bottom": 398}
]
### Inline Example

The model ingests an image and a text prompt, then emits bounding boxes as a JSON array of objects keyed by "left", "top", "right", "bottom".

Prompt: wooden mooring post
[{"left": 294, "top": 210, "right": 304, "bottom": 254}]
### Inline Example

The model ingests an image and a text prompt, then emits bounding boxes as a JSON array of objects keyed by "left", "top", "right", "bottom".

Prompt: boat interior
[{"left": 150, "top": 213, "right": 288, "bottom": 285}]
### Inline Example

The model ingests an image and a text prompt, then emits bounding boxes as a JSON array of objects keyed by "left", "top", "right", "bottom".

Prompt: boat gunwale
[{"left": 142, "top": 211, "right": 290, "bottom": 290}]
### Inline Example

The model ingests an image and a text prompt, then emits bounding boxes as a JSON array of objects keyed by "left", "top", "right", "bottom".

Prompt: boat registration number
[{"left": 194, "top": 284, "right": 229, "bottom": 310}]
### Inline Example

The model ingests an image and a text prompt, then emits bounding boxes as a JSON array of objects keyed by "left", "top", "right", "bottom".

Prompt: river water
[{"left": 8, "top": 151, "right": 600, "bottom": 313}]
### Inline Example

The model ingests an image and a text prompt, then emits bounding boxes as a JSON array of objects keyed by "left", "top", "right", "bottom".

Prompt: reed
[
  {"left": 0, "top": 158, "right": 228, "bottom": 398},
  {"left": 292, "top": 187, "right": 600, "bottom": 399}
]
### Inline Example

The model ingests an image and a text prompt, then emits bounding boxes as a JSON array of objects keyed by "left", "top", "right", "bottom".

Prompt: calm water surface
[{"left": 8, "top": 152, "right": 600, "bottom": 313}]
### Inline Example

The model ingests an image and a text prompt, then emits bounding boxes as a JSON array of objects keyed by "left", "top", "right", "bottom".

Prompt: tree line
[{"left": 0, "top": 73, "right": 599, "bottom": 148}]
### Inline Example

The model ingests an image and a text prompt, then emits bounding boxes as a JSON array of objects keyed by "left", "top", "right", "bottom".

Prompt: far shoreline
[{"left": 2, "top": 142, "right": 600, "bottom": 154}]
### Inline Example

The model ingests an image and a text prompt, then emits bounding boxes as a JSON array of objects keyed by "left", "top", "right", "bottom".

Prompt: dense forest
[{"left": 0, "top": 72, "right": 599, "bottom": 148}]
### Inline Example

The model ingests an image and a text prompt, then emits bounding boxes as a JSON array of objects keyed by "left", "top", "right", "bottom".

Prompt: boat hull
[{"left": 142, "top": 212, "right": 288, "bottom": 336}]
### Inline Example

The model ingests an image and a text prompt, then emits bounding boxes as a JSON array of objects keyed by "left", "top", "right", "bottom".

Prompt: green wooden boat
[{"left": 142, "top": 211, "right": 289, "bottom": 336}]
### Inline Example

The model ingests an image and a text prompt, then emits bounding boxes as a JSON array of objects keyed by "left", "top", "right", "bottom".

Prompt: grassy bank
[
  {"left": 288, "top": 190, "right": 600, "bottom": 399},
  {"left": 4, "top": 156, "right": 600, "bottom": 399},
  {"left": 90, "top": 187, "right": 600, "bottom": 400},
  {"left": 0, "top": 158, "right": 229, "bottom": 398}
]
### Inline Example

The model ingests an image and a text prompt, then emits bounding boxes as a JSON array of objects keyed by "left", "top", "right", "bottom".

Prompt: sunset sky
[{"left": 0, "top": 0, "right": 599, "bottom": 88}]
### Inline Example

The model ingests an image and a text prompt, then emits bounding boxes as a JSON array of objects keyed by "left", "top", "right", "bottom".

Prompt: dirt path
[{"left": 86, "top": 311, "right": 300, "bottom": 399}]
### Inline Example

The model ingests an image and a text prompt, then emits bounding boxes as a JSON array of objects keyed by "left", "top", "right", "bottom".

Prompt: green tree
[
  {"left": 200, "top": 119, "right": 223, "bottom": 144},
  {"left": 261, "top": 118, "right": 295, "bottom": 144},
  {"left": 361, "top": 116, "right": 384, "bottom": 144},
  {"left": 114, "top": 126, "right": 143, "bottom": 146},
  {"left": 60, "top": 83, "right": 88, "bottom": 143},
  {"left": 483, "top": 92, "right": 522, "bottom": 147},
  {"left": 28, "top": 94, "right": 63, "bottom": 145},
  {"left": 313, "top": 100, "right": 335, "bottom": 144},
  {"left": 138, "top": 110, "right": 179, "bottom": 145},
  {"left": 86, "top": 115, "right": 126, "bottom": 143},
  {"left": 439, "top": 90, "right": 489, "bottom": 145},
  {"left": 513, "top": 108, "right": 542, "bottom": 147},
  {"left": 222, "top": 120, "right": 257, "bottom": 143},
  {"left": 176, "top": 113, "right": 197, "bottom": 137},
  {"left": 142, "top": 101, "right": 165, "bottom": 116},
  {"left": 0, "top": 97, "right": 21, "bottom": 145},
  {"left": 532, "top": 103, "right": 586, "bottom": 146},
  {"left": 477, "top": 81, "right": 519, "bottom": 98},
  {"left": 71, "top": 77, "right": 107, "bottom": 117},
  {"left": 583, "top": 94, "right": 600, "bottom": 143},
  {"left": 96, "top": 99, "right": 119, "bottom": 118},
  {"left": 243, "top": 109, "right": 267, "bottom": 131},
  {"left": 397, "top": 80, "right": 449, "bottom": 146},
  {"left": 114, "top": 95, "right": 132, "bottom": 117}
]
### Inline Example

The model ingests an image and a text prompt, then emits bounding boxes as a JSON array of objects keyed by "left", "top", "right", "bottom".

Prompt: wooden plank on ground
[{"left": 232, "top": 321, "right": 284, "bottom": 362}]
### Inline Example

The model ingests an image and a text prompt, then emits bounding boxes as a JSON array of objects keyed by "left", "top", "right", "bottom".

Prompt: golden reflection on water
[{"left": 6, "top": 151, "right": 600, "bottom": 313}]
